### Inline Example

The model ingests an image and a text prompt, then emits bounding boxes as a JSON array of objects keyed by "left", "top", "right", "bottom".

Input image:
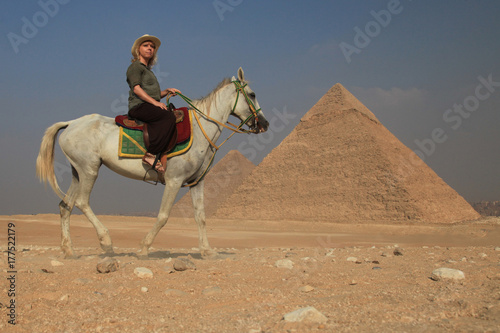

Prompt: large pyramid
[
  {"left": 170, "top": 150, "right": 255, "bottom": 218},
  {"left": 215, "top": 84, "right": 480, "bottom": 223}
]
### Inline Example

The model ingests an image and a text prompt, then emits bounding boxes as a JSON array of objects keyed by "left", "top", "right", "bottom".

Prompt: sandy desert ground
[{"left": 1, "top": 214, "right": 499, "bottom": 332}]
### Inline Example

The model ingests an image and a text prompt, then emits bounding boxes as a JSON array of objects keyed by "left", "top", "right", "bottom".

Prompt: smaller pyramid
[{"left": 170, "top": 150, "right": 255, "bottom": 218}]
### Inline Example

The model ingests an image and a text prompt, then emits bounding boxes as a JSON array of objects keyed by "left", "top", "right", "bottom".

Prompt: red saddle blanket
[{"left": 115, "top": 107, "right": 191, "bottom": 144}]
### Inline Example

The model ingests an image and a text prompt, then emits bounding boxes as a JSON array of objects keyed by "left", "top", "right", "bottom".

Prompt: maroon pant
[{"left": 128, "top": 103, "right": 177, "bottom": 155}]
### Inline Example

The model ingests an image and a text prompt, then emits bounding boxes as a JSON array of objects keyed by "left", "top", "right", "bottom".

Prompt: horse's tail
[{"left": 36, "top": 121, "right": 71, "bottom": 200}]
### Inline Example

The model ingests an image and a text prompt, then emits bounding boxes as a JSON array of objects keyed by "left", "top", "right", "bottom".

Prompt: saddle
[{"left": 115, "top": 104, "right": 186, "bottom": 149}]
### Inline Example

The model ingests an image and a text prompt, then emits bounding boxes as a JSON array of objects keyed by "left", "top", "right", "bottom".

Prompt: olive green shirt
[{"left": 126, "top": 61, "right": 161, "bottom": 111}]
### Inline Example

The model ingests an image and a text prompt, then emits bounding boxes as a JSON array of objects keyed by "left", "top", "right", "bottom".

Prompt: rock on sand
[
  {"left": 283, "top": 306, "right": 327, "bottom": 323},
  {"left": 431, "top": 268, "right": 465, "bottom": 281}
]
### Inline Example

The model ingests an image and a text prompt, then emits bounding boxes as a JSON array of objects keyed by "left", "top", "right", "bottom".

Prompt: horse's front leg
[
  {"left": 139, "top": 178, "right": 182, "bottom": 258},
  {"left": 190, "top": 180, "right": 217, "bottom": 258}
]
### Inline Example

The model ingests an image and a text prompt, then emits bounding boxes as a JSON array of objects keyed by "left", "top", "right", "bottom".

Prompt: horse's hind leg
[
  {"left": 75, "top": 169, "right": 114, "bottom": 255},
  {"left": 59, "top": 170, "right": 79, "bottom": 258}
]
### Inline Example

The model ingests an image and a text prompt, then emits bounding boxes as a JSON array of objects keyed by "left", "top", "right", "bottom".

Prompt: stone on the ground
[
  {"left": 173, "top": 258, "right": 197, "bottom": 271},
  {"left": 346, "top": 256, "right": 358, "bottom": 262},
  {"left": 393, "top": 248, "right": 404, "bottom": 256},
  {"left": 248, "top": 328, "right": 262, "bottom": 333},
  {"left": 275, "top": 259, "right": 294, "bottom": 269},
  {"left": 134, "top": 267, "right": 154, "bottom": 278},
  {"left": 51, "top": 260, "right": 64, "bottom": 267},
  {"left": 96, "top": 257, "right": 119, "bottom": 273},
  {"left": 430, "top": 267, "right": 465, "bottom": 281},
  {"left": 283, "top": 306, "right": 328, "bottom": 323},
  {"left": 299, "top": 285, "right": 315, "bottom": 293},
  {"left": 325, "top": 249, "right": 335, "bottom": 257},
  {"left": 73, "top": 278, "right": 92, "bottom": 285}
]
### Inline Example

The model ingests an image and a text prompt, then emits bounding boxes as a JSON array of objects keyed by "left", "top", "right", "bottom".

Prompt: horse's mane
[
  {"left": 194, "top": 78, "right": 231, "bottom": 109},
  {"left": 193, "top": 77, "right": 247, "bottom": 114}
]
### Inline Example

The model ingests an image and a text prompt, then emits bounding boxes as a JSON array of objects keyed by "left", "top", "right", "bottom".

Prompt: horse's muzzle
[{"left": 255, "top": 113, "right": 269, "bottom": 133}]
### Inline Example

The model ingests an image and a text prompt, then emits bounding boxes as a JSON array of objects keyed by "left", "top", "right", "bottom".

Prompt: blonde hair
[{"left": 131, "top": 40, "right": 158, "bottom": 68}]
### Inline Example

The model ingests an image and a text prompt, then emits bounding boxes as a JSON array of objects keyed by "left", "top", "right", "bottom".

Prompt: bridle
[
  {"left": 172, "top": 80, "right": 263, "bottom": 187},
  {"left": 231, "top": 80, "right": 262, "bottom": 133}
]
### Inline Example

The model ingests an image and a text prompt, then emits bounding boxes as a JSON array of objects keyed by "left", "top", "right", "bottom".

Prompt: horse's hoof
[
  {"left": 103, "top": 247, "right": 115, "bottom": 256},
  {"left": 102, "top": 252, "right": 115, "bottom": 259},
  {"left": 62, "top": 248, "right": 76, "bottom": 259},
  {"left": 201, "top": 249, "right": 218, "bottom": 259},
  {"left": 101, "top": 244, "right": 115, "bottom": 254},
  {"left": 137, "top": 248, "right": 150, "bottom": 260}
]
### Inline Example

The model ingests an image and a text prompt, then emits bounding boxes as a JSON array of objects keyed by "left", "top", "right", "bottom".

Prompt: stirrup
[{"left": 143, "top": 168, "right": 161, "bottom": 185}]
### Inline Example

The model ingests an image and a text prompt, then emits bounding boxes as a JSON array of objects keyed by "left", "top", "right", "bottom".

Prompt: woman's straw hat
[{"left": 131, "top": 34, "right": 161, "bottom": 55}]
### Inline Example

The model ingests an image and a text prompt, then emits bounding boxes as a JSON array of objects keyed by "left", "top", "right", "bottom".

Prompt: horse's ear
[{"left": 237, "top": 67, "right": 245, "bottom": 81}]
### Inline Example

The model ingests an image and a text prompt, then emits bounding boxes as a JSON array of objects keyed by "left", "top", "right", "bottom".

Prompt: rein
[
  {"left": 172, "top": 80, "right": 261, "bottom": 187},
  {"left": 175, "top": 80, "right": 261, "bottom": 139}
]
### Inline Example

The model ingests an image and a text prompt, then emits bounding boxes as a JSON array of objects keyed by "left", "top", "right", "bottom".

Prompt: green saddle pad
[{"left": 118, "top": 127, "right": 192, "bottom": 158}]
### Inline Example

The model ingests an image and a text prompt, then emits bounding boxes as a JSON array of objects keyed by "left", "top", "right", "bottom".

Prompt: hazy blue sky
[{"left": 1, "top": 0, "right": 499, "bottom": 215}]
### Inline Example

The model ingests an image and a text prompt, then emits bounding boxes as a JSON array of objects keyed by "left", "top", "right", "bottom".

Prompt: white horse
[{"left": 36, "top": 67, "right": 269, "bottom": 259}]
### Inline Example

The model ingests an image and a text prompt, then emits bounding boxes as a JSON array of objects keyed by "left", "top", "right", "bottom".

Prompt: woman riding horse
[{"left": 127, "top": 34, "right": 181, "bottom": 173}]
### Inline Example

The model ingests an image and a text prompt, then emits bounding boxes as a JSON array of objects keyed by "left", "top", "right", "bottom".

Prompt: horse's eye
[{"left": 249, "top": 92, "right": 256, "bottom": 98}]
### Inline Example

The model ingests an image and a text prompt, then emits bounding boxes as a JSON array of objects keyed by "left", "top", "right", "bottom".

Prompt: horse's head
[{"left": 230, "top": 67, "right": 269, "bottom": 133}]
